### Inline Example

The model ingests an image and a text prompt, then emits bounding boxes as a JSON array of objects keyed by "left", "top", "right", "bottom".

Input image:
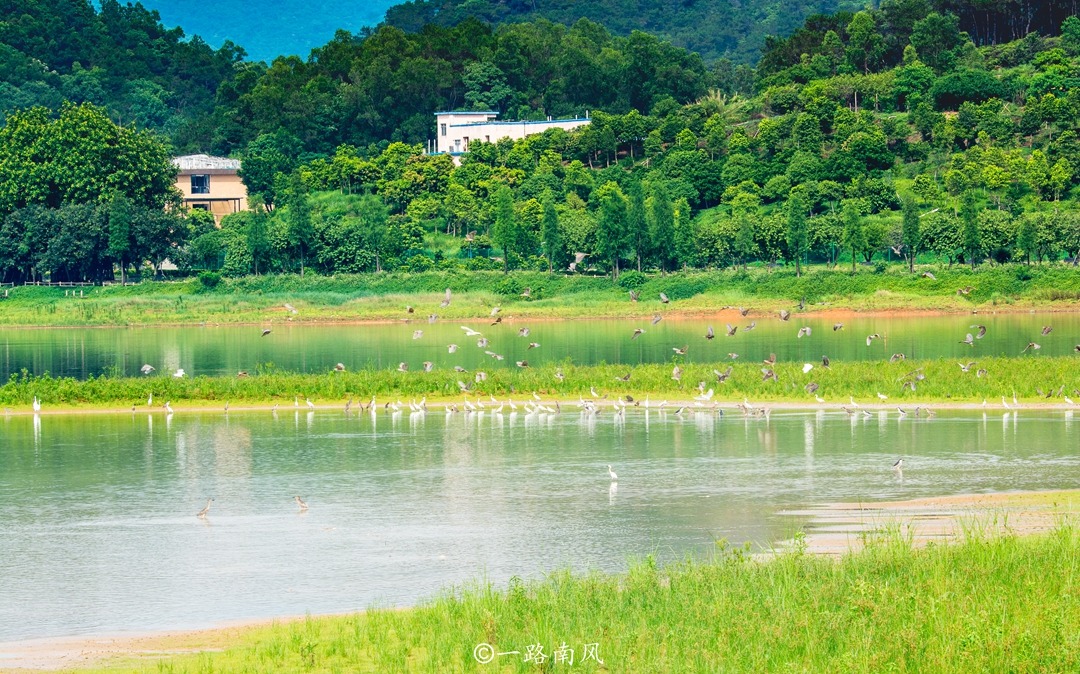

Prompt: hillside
[{"left": 385, "top": 0, "right": 863, "bottom": 64}]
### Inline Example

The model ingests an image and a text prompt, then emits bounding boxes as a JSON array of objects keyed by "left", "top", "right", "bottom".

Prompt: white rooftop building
[{"left": 433, "top": 110, "right": 591, "bottom": 157}]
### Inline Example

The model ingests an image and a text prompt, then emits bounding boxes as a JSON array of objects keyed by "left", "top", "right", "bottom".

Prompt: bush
[
  {"left": 617, "top": 270, "right": 647, "bottom": 290},
  {"left": 197, "top": 271, "right": 222, "bottom": 289}
]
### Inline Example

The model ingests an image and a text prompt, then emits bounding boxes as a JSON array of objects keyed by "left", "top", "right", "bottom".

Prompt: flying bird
[
  {"left": 779, "top": 310, "right": 790, "bottom": 321},
  {"left": 448, "top": 344, "right": 458, "bottom": 353},
  {"left": 518, "top": 327, "right": 530, "bottom": 337},
  {"left": 516, "top": 360, "right": 529, "bottom": 368},
  {"left": 261, "top": 329, "right": 271, "bottom": 337},
  {"left": 334, "top": 363, "right": 346, "bottom": 372},
  {"left": 428, "top": 314, "right": 438, "bottom": 324},
  {"left": 833, "top": 323, "right": 844, "bottom": 331},
  {"left": 490, "top": 307, "right": 501, "bottom": 317},
  {"left": 423, "top": 361, "right": 434, "bottom": 372},
  {"left": 632, "top": 328, "right": 645, "bottom": 340},
  {"left": 959, "top": 362, "right": 975, "bottom": 372},
  {"left": 477, "top": 337, "right": 489, "bottom": 348},
  {"left": 659, "top": 292, "right": 670, "bottom": 304},
  {"left": 743, "top": 321, "right": 757, "bottom": 331},
  {"left": 527, "top": 342, "right": 540, "bottom": 350},
  {"left": 651, "top": 314, "right": 663, "bottom": 325},
  {"left": 672, "top": 365, "right": 682, "bottom": 382},
  {"left": 406, "top": 305, "right": 414, "bottom": 314},
  {"left": 615, "top": 372, "right": 632, "bottom": 382},
  {"left": 728, "top": 353, "right": 739, "bottom": 360},
  {"left": 705, "top": 326, "right": 715, "bottom": 340},
  {"left": 890, "top": 353, "right": 906, "bottom": 362},
  {"left": 1042, "top": 326, "right": 1053, "bottom": 335},
  {"left": 725, "top": 324, "right": 737, "bottom": 337},
  {"left": 805, "top": 382, "right": 819, "bottom": 393},
  {"left": 629, "top": 290, "right": 639, "bottom": 302},
  {"left": 461, "top": 326, "right": 482, "bottom": 337},
  {"left": 673, "top": 345, "right": 689, "bottom": 355},
  {"left": 957, "top": 286, "right": 974, "bottom": 295},
  {"left": 739, "top": 307, "right": 750, "bottom": 316},
  {"left": 491, "top": 316, "right": 502, "bottom": 325},
  {"left": 763, "top": 353, "right": 777, "bottom": 366},
  {"left": 971, "top": 325, "right": 987, "bottom": 339},
  {"left": 761, "top": 368, "right": 777, "bottom": 382},
  {"left": 797, "top": 327, "right": 812, "bottom": 339},
  {"left": 921, "top": 271, "right": 936, "bottom": 280},
  {"left": 397, "top": 362, "right": 409, "bottom": 372},
  {"left": 714, "top": 367, "right": 733, "bottom": 382},
  {"left": 173, "top": 368, "right": 186, "bottom": 378},
  {"left": 521, "top": 287, "right": 532, "bottom": 299},
  {"left": 441, "top": 288, "right": 452, "bottom": 307},
  {"left": 140, "top": 364, "right": 155, "bottom": 374},
  {"left": 1022, "top": 342, "right": 1041, "bottom": 354},
  {"left": 866, "top": 334, "right": 880, "bottom": 346},
  {"left": 802, "top": 363, "right": 814, "bottom": 373},
  {"left": 960, "top": 333, "right": 974, "bottom": 346},
  {"left": 412, "top": 330, "right": 423, "bottom": 340}
]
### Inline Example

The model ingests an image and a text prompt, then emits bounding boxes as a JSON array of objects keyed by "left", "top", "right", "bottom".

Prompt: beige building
[
  {"left": 433, "top": 111, "right": 591, "bottom": 157},
  {"left": 173, "top": 154, "right": 248, "bottom": 222}
]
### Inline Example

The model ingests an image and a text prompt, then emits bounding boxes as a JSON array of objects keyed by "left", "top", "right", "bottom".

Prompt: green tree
[
  {"left": 901, "top": 196, "right": 921, "bottom": 273},
  {"left": 785, "top": 194, "right": 808, "bottom": 277},
  {"left": 649, "top": 183, "right": 676, "bottom": 273},
  {"left": 593, "top": 181, "right": 629, "bottom": 279},
  {"left": 491, "top": 185, "right": 517, "bottom": 273},
  {"left": 961, "top": 190, "right": 981, "bottom": 268},
  {"left": 627, "top": 181, "right": 650, "bottom": 272},
  {"left": 106, "top": 193, "right": 133, "bottom": 284},
  {"left": 842, "top": 201, "right": 866, "bottom": 273},
  {"left": 239, "top": 131, "right": 301, "bottom": 210},
  {"left": 731, "top": 191, "right": 759, "bottom": 270},
  {"left": 540, "top": 190, "right": 562, "bottom": 274},
  {"left": 1017, "top": 213, "right": 1036, "bottom": 265},
  {"left": 356, "top": 193, "right": 390, "bottom": 272},
  {"left": 672, "top": 197, "right": 695, "bottom": 269},
  {"left": 283, "top": 177, "right": 314, "bottom": 275}
]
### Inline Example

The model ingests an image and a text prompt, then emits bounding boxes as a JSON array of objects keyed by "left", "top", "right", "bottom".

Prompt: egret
[
  {"left": 802, "top": 363, "right": 814, "bottom": 373},
  {"left": 294, "top": 496, "right": 308, "bottom": 511},
  {"left": 866, "top": 334, "right": 880, "bottom": 346},
  {"left": 147, "top": 393, "right": 153, "bottom": 406},
  {"left": 140, "top": 364, "right": 156, "bottom": 374},
  {"left": 196, "top": 498, "right": 214, "bottom": 518},
  {"left": 173, "top": 368, "right": 186, "bottom": 377},
  {"left": 448, "top": 344, "right": 459, "bottom": 353},
  {"left": 608, "top": 465, "right": 618, "bottom": 482},
  {"left": 461, "top": 326, "right": 482, "bottom": 337},
  {"left": 165, "top": 401, "right": 174, "bottom": 414},
  {"left": 797, "top": 327, "right": 812, "bottom": 338},
  {"left": 877, "top": 392, "right": 888, "bottom": 400},
  {"left": 306, "top": 398, "right": 316, "bottom": 410},
  {"left": 32, "top": 396, "right": 40, "bottom": 412}
]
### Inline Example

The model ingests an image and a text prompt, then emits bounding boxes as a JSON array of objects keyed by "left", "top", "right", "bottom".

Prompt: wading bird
[
  {"left": 197, "top": 498, "right": 213, "bottom": 518},
  {"left": 32, "top": 396, "right": 40, "bottom": 412},
  {"left": 608, "top": 465, "right": 618, "bottom": 482},
  {"left": 164, "top": 401, "right": 174, "bottom": 414},
  {"left": 441, "top": 288, "right": 452, "bottom": 308},
  {"left": 306, "top": 398, "right": 316, "bottom": 410},
  {"left": 294, "top": 496, "right": 308, "bottom": 512},
  {"left": 521, "top": 287, "right": 531, "bottom": 299},
  {"left": 893, "top": 459, "right": 904, "bottom": 472}
]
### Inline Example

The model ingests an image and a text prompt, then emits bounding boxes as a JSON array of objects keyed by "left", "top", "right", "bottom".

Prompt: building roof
[
  {"left": 449, "top": 117, "right": 590, "bottom": 128},
  {"left": 433, "top": 110, "right": 499, "bottom": 115},
  {"left": 172, "top": 154, "right": 241, "bottom": 171}
]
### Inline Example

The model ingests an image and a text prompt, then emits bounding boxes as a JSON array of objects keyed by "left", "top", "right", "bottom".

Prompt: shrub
[
  {"left": 197, "top": 271, "right": 222, "bottom": 289},
  {"left": 617, "top": 270, "right": 647, "bottom": 290}
]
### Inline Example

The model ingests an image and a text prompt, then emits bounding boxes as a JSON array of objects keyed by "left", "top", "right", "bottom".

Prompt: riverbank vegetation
[
  {"left": 75, "top": 524, "right": 1080, "bottom": 672},
  {"left": 4, "top": 356, "right": 1078, "bottom": 410}
]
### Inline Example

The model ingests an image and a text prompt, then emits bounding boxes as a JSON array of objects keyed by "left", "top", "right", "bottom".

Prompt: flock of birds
[{"left": 195, "top": 495, "right": 307, "bottom": 519}]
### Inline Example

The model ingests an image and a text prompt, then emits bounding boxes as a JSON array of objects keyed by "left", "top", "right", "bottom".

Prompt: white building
[{"left": 433, "top": 110, "right": 591, "bottom": 156}]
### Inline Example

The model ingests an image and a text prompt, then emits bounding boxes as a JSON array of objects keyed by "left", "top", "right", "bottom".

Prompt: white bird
[
  {"left": 196, "top": 498, "right": 213, "bottom": 518},
  {"left": 893, "top": 459, "right": 904, "bottom": 472},
  {"left": 173, "top": 368, "right": 185, "bottom": 378},
  {"left": 802, "top": 363, "right": 814, "bottom": 374},
  {"left": 607, "top": 465, "right": 618, "bottom": 482},
  {"left": 147, "top": 393, "right": 153, "bottom": 406},
  {"left": 412, "top": 330, "right": 423, "bottom": 340},
  {"left": 164, "top": 401, "right": 174, "bottom": 414},
  {"left": 306, "top": 398, "right": 316, "bottom": 410},
  {"left": 877, "top": 392, "right": 888, "bottom": 401},
  {"left": 32, "top": 396, "right": 40, "bottom": 412},
  {"left": 849, "top": 396, "right": 860, "bottom": 408},
  {"left": 1065, "top": 396, "right": 1075, "bottom": 405},
  {"left": 140, "top": 364, "right": 155, "bottom": 375},
  {"left": 695, "top": 388, "right": 714, "bottom": 402},
  {"left": 294, "top": 496, "right": 308, "bottom": 511},
  {"left": 461, "top": 326, "right": 482, "bottom": 337},
  {"left": 448, "top": 344, "right": 459, "bottom": 353},
  {"left": 1001, "top": 396, "right": 1011, "bottom": 410}
]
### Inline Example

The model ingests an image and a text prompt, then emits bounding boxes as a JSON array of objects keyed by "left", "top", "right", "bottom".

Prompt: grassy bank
[
  {"left": 3, "top": 357, "right": 1078, "bottom": 410},
  {"left": 72, "top": 524, "right": 1080, "bottom": 673},
  {"left": 2, "top": 265, "right": 1080, "bottom": 327}
]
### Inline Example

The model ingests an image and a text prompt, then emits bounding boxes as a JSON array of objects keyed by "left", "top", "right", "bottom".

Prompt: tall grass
[
  {"left": 2, "top": 265, "right": 1079, "bottom": 326},
  {"left": 3, "top": 356, "right": 1077, "bottom": 408},
  {"left": 80, "top": 525, "right": 1080, "bottom": 673}
]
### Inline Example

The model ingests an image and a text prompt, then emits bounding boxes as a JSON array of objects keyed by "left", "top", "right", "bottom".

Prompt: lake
[
  {"left": 1, "top": 407, "right": 1077, "bottom": 642},
  {"left": 1, "top": 313, "right": 1078, "bottom": 381}
]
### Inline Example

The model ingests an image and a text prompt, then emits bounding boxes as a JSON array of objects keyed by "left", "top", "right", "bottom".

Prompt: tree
[
  {"left": 540, "top": 191, "right": 561, "bottom": 274},
  {"left": 842, "top": 201, "right": 866, "bottom": 272},
  {"left": 785, "top": 194, "right": 808, "bottom": 277},
  {"left": 283, "top": 176, "right": 314, "bottom": 276},
  {"left": 491, "top": 185, "right": 517, "bottom": 273},
  {"left": 901, "top": 196, "right": 921, "bottom": 273},
  {"left": 960, "top": 190, "right": 981, "bottom": 268},
  {"left": 672, "top": 197, "right": 695, "bottom": 269},
  {"left": 462, "top": 61, "right": 513, "bottom": 112},
  {"left": 1017, "top": 213, "right": 1036, "bottom": 265},
  {"left": 731, "top": 191, "right": 759, "bottom": 270},
  {"left": 107, "top": 193, "right": 133, "bottom": 284},
  {"left": 246, "top": 206, "right": 271, "bottom": 275},
  {"left": 649, "top": 183, "right": 676, "bottom": 273},
  {"left": 356, "top": 194, "right": 390, "bottom": 272},
  {"left": 626, "top": 181, "right": 650, "bottom": 272},
  {"left": 593, "top": 181, "right": 628, "bottom": 279},
  {"left": 239, "top": 131, "right": 301, "bottom": 210}
]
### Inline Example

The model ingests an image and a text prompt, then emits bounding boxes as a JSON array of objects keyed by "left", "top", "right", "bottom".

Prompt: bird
[
  {"left": 165, "top": 401, "right": 174, "bottom": 414},
  {"left": 959, "top": 362, "right": 975, "bottom": 372},
  {"left": 822, "top": 355, "right": 831, "bottom": 368},
  {"left": 762, "top": 353, "right": 777, "bottom": 366},
  {"left": 406, "top": 305, "right": 414, "bottom": 314},
  {"left": 224, "top": 401, "right": 229, "bottom": 413},
  {"left": 805, "top": 382, "right": 819, "bottom": 393},
  {"left": 615, "top": 372, "right": 632, "bottom": 382},
  {"left": 334, "top": 363, "right": 346, "bottom": 372},
  {"left": 743, "top": 321, "right": 757, "bottom": 332},
  {"left": 960, "top": 333, "right": 974, "bottom": 346},
  {"left": 1075, "top": 345, "right": 1080, "bottom": 353},
  {"left": 521, "top": 287, "right": 532, "bottom": 299},
  {"left": 518, "top": 327, "right": 530, "bottom": 337},
  {"left": 32, "top": 396, "right": 40, "bottom": 412},
  {"left": 1042, "top": 326, "right": 1053, "bottom": 336},
  {"left": 957, "top": 286, "right": 974, "bottom": 295},
  {"left": 283, "top": 303, "right": 299, "bottom": 315},
  {"left": 725, "top": 324, "right": 737, "bottom": 336},
  {"left": 866, "top": 334, "right": 880, "bottom": 346},
  {"left": 921, "top": 271, "right": 936, "bottom": 280},
  {"left": 196, "top": 498, "right": 213, "bottom": 518},
  {"left": 461, "top": 326, "right": 482, "bottom": 337},
  {"left": 632, "top": 328, "right": 645, "bottom": 340},
  {"left": 659, "top": 292, "right": 670, "bottom": 304},
  {"left": 608, "top": 465, "right": 618, "bottom": 482},
  {"left": 423, "top": 361, "right": 434, "bottom": 372},
  {"left": 515, "top": 360, "right": 529, "bottom": 368},
  {"left": 448, "top": 344, "right": 458, "bottom": 353},
  {"left": 294, "top": 496, "right": 308, "bottom": 512},
  {"left": 893, "top": 459, "right": 904, "bottom": 472},
  {"left": 477, "top": 337, "right": 489, "bottom": 348},
  {"left": 739, "top": 307, "right": 750, "bottom": 316},
  {"left": 705, "top": 326, "right": 715, "bottom": 340},
  {"left": 306, "top": 397, "right": 316, "bottom": 410},
  {"left": 651, "top": 313, "right": 663, "bottom": 325},
  {"left": 761, "top": 368, "right": 778, "bottom": 382},
  {"left": 397, "top": 362, "right": 409, "bottom": 372},
  {"left": 441, "top": 288, "right": 452, "bottom": 308},
  {"left": 673, "top": 345, "right": 689, "bottom": 355},
  {"left": 1022, "top": 342, "right": 1041, "bottom": 354},
  {"left": 779, "top": 310, "right": 791, "bottom": 321},
  {"left": 555, "top": 368, "right": 565, "bottom": 381},
  {"left": 833, "top": 323, "right": 844, "bottom": 331},
  {"left": 261, "top": 329, "right": 272, "bottom": 337},
  {"left": 976, "top": 368, "right": 987, "bottom": 378},
  {"left": 147, "top": 393, "right": 153, "bottom": 406},
  {"left": 672, "top": 365, "right": 682, "bottom": 382},
  {"left": 527, "top": 342, "right": 540, "bottom": 350},
  {"left": 877, "top": 392, "right": 889, "bottom": 400},
  {"left": 412, "top": 330, "right": 423, "bottom": 340},
  {"left": 629, "top": 290, "right": 639, "bottom": 302},
  {"left": 491, "top": 315, "right": 502, "bottom": 326},
  {"left": 714, "top": 367, "right": 733, "bottom": 382},
  {"left": 173, "top": 368, "right": 186, "bottom": 377},
  {"left": 971, "top": 325, "right": 987, "bottom": 339},
  {"left": 797, "top": 327, "right": 812, "bottom": 339},
  {"left": 896, "top": 407, "right": 907, "bottom": 418},
  {"left": 728, "top": 353, "right": 739, "bottom": 360},
  {"left": 695, "top": 388, "right": 714, "bottom": 401},
  {"left": 802, "top": 363, "right": 814, "bottom": 374},
  {"left": 140, "top": 364, "right": 156, "bottom": 374},
  {"left": 490, "top": 306, "right": 501, "bottom": 317},
  {"left": 237, "top": 371, "right": 249, "bottom": 377},
  {"left": 890, "top": 353, "right": 906, "bottom": 362}
]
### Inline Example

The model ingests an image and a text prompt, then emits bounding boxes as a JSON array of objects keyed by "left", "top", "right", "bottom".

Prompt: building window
[
  {"left": 454, "top": 139, "right": 461, "bottom": 151},
  {"left": 440, "top": 124, "right": 447, "bottom": 136},
  {"left": 191, "top": 174, "right": 210, "bottom": 194},
  {"left": 463, "top": 136, "right": 469, "bottom": 151},
  {"left": 192, "top": 203, "right": 209, "bottom": 211},
  {"left": 485, "top": 135, "right": 490, "bottom": 143}
]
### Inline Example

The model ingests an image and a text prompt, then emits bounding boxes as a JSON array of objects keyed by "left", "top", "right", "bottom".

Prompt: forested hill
[{"left": 384, "top": 0, "right": 863, "bottom": 64}]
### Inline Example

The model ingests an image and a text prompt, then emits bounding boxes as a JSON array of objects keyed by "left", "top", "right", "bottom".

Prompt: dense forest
[{"left": 4, "top": 0, "right": 1080, "bottom": 283}]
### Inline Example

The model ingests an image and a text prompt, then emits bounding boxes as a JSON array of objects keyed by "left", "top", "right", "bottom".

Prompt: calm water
[
  {"left": 1, "top": 313, "right": 1078, "bottom": 380},
  {"left": 1, "top": 408, "right": 1078, "bottom": 641}
]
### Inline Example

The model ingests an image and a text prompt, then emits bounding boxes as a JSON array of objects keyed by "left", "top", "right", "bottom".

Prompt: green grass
[
  {"left": 2, "top": 264, "right": 1080, "bottom": 327},
  {"left": 3, "top": 356, "right": 1078, "bottom": 409},
  {"left": 77, "top": 524, "right": 1080, "bottom": 672}
]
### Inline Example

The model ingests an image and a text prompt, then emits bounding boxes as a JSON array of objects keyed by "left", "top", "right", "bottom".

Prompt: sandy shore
[{"left": 3, "top": 490, "right": 1077, "bottom": 671}]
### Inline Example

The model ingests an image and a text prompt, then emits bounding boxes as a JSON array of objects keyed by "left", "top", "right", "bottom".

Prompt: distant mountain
[
  {"left": 384, "top": 0, "right": 863, "bottom": 63},
  {"left": 134, "top": 0, "right": 399, "bottom": 62}
]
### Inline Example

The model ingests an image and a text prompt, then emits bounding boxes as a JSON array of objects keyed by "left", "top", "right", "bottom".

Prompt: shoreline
[
  {"left": 2, "top": 302, "right": 1080, "bottom": 330},
  {"left": 3, "top": 488, "right": 1076, "bottom": 672}
]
